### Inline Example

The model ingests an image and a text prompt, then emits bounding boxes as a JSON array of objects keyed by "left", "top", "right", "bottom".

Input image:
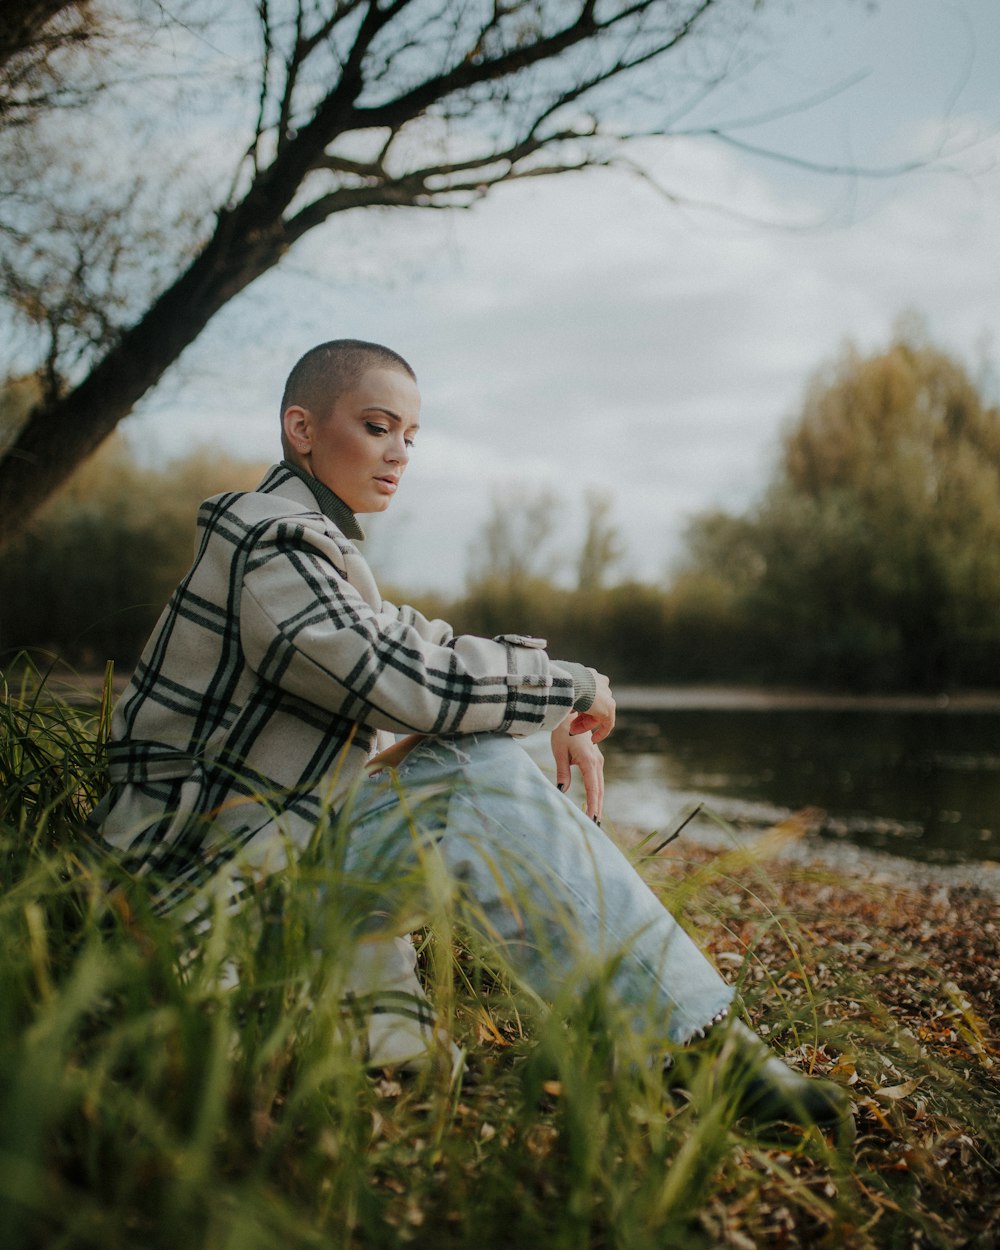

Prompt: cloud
[{"left": 127, "top": 19, "right": 1000, "bottom": 596}]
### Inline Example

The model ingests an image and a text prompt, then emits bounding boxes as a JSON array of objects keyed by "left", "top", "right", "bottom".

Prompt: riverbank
[
  {"left": 616, "top": 685, "right": 1000, "bottom": 713},
  {"left": 632, "top": 826, "right": 1000, "bottom": 1056},
  {"left": 28, "top": 667, "right": 1000, "bottom": 713},
  {"left": 622, "top": 808, "right": 1000, "bottom": 1247},
  {"left": 616, "top": 810, "right": 1000, "bottom": 900},
  {"left": 3, "top": 667, "right": 999, "bottom": 1248}
]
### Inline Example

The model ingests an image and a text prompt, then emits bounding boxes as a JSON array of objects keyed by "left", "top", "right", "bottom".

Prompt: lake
[
  {"left": 57, "top": 673, "right": 1000, "bottom": 868},
  {"left": 533, "top": 688, "right": 1000, "bottom": 867}
]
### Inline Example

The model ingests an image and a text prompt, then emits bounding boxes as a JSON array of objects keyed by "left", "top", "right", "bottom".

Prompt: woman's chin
[{"left": 357, "top": 496, "right": 393, "bottom": 515}]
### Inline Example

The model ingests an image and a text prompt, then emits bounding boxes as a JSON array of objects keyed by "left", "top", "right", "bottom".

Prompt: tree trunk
[{"left": 0, "top": 209, "right": 287, "bottom": 547}]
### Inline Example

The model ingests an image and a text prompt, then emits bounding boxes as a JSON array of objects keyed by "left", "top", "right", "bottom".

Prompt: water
[
  {"left": 591, "top": 694, "right": 1000, "bottom": 866},
  {"left": 68, "top": 673, "right": 998, "bottom": 867}
]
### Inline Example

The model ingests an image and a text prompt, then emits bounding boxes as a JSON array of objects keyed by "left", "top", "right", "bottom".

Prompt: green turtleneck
[{"left": 281, "top": 459, "right": 364, "bottom": 541}]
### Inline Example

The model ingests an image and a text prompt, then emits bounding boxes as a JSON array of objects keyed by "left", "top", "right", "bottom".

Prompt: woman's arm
[
  {"left": 378, "top": 598, "right": 454, "bottom": 647},
  {"left": 239, "top": 520, "right": 575, "bottom": 738}
]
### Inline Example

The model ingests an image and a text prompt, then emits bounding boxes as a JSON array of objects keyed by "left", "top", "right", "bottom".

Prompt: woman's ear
[{"left": 282, "top": 405, "right": 312, "bottom": 456}]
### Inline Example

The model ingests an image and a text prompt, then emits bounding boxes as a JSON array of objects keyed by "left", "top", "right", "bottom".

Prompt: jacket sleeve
[
  {"left": 239, "top": 519, "right": 574, "bottom": 738},
  {"left": 378, "top": 598, "right": 455, "bottom": 647}
]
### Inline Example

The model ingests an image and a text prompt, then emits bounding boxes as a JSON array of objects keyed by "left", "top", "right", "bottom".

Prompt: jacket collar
[{"left": 258, "top": 462, "right": 365, "bottom": 541}]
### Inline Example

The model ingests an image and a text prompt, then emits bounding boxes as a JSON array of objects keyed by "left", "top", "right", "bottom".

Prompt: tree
[
  {"left": 576, "top": 489, "right": 624, "bottom": 591},
  {"left": 0, "top": 432, "right": 268, "bottom": 665},
  {"left": 467, "top": 484, "right": 560, "bottom": 590},
  {"left": 0, "top": 374, "right": 43, "bottom": 454},
  {"left": 0, "top": 2, "right": 100, "bottom": 125},
  {"left": 1, "top": 0, "right": 824, "bottom": 547},
  {"left": 0, "top": 2, "right": 179, "bottom": 410},
  {"left": 679, "top": 326, "right": 1000, "bottom": 688}
]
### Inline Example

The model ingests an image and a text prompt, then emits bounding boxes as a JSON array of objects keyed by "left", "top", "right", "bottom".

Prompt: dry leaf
[
  {"left": 475, "top": 1010, "right": 510, "bottom": 1047},
  {"left": 874, "top": 1077, "right": 923, "bottom": 1101},
  {"left": 829, "top": 1059, "right": 859, "bottom": 1085}
]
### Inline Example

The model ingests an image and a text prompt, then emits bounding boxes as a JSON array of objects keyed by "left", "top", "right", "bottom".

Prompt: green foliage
[
  {"left": 0, "top": 437, "right": 267, "bottom": 668},
  {"left": 576, "top": 490, "right": 624, "bottom": 592},
  {"left": 0, "top": 655, "right": 111, "bottom": 858},
  {"left": 466, "top": 486, "right": 561, "bottom": 592},
  {"left": 442, "top": 577, "right": 676, "bottom": 683},
  {"left": 679, "top": 327, "right": 1000, "bottom": 689},
  {"left": 1, "top": 671, "right": 998, "bottom": 1248}
]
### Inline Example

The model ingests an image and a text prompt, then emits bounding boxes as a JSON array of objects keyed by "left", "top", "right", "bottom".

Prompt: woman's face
[{"left": 289, "top": 366, "right": 421, "bottom": 513}]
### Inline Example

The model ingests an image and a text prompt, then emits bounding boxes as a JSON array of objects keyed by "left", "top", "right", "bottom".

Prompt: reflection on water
[{"left": 599, "top": 706, "right": 1000, "bottom": 865}]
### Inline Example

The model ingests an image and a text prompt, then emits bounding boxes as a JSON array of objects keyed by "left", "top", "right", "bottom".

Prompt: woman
[{"left": 98, "top": 339, "right": 848, "bottom": 1131}]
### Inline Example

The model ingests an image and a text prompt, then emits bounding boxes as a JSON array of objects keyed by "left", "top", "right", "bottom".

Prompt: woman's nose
[{"left": 387, "top": 435, "right": 409, "bottom": 464}]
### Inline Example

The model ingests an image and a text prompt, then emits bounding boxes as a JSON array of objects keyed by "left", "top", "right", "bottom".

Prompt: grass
[{"left": 1, "top": 657, "right": 997, "bottom": 1249}]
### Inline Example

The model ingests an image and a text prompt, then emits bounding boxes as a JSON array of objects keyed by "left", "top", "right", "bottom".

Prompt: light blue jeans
[{"left": 334, "top": 734, "right": 733, "bottom": 1053}]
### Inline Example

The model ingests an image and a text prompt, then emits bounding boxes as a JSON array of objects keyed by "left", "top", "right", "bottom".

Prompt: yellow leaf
[
  {"left": 830, "top": 1060, "right": 859, "bottom": 1085},
  {"left": 475, "top": 1009, "right": 509, "bottom": 1046}
]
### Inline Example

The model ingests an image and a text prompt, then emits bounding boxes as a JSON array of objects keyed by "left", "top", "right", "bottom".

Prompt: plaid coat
[{"left": 99, "top": 463, "right": 576, "bottom": 915}]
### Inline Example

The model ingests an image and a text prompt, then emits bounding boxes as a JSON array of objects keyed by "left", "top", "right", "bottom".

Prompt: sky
[{"left": 127, "top": 0, "right": 1000, "bottom": 593}]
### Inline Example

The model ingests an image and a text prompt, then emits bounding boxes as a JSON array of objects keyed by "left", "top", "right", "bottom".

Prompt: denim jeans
[{"left": 336, "top": 734, "right": 733, "bottom": 1056}]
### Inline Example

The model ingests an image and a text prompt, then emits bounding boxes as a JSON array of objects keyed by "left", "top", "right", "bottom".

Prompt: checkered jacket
[{"left": 99, "top": 463, "right": 575, "bottom": 914}]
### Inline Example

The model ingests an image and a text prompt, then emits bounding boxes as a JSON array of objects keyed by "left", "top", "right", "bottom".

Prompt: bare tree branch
[
  {"left": 0, "top": 0, "right": 920, "bottom": 547},
  {"left": 252, "top": 0, "right": 274, "bottom": 173},
  {"left": 691, "top": 129, "right": 931, "bottom": 179},
  {"left": 354, "top": 1, "right": 715, "bottom": 133},
  {"left": 0, "top": 1, "right": 99, "bottom": 123}
]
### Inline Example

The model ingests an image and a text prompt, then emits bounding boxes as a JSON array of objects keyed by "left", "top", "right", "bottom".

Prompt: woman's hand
[
  {"left": 567, "top": 669, "right": 616, "bottom": 744},
  {"left": 551, "top": 716, "right": 604, "bottom": 822}
]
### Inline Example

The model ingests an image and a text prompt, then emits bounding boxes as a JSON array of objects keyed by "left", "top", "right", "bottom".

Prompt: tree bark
[{"left": 0, "top": 209, "right": 288, "bottom": 544}]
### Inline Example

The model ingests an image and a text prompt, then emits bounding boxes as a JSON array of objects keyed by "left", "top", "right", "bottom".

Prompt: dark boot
[
  {"left": 728, "top": 1021, "right": 851, "bottom": 1129},
  {"left": 669, "top": 1019, "right": 853, "bottom": 1137}
]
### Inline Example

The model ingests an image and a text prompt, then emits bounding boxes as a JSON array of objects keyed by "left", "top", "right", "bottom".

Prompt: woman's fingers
[
  {"left": 550, "top": 720, "right": 573, "bottom": 792},
  {"left": 552, "top": 715, "right": 606, "bottom": 819},
  {"left": 569, "top": 733, "right": 605, "bottom": 821},
  {"left": 570, "top": 670, "right": 616, "bottom": 743},
  {"left": 569, "top": 709, "right": 614, "bottom": 744},
  {"left": 581, "top": 752, "right": 604, "bottom": 821}
]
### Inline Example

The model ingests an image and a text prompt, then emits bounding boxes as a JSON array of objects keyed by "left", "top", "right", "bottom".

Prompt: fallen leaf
[
  {"left": 829, "top": 1060, "right": 859, "bottom": 1085},
  {"left": 475, "top": 1008, "right": 510, "bottom": 1046},
  {"left": 874, "top": 1078, "right": 923, "bottom": 1101}
]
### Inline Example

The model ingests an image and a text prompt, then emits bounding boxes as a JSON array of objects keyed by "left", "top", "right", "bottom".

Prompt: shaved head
[{"left": 281, "top": 340, "right": 416, "bottom": 425}]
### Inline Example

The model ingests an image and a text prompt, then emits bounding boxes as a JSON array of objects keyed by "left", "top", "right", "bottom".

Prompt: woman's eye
[
  {"left": 365, "top": 423, "right": 389, "bottom": 436},
  {"left": 404, "top": 438, "right": 416, "bottom": 449}
]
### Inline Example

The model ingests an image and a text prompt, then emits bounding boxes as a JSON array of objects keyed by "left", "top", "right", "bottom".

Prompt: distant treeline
[
  {"left": 3, "top": 326, "right": 1000, "bottom": 691},
  {"left": 0, "top": 442, "right": 270, "bottom": 673}
]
